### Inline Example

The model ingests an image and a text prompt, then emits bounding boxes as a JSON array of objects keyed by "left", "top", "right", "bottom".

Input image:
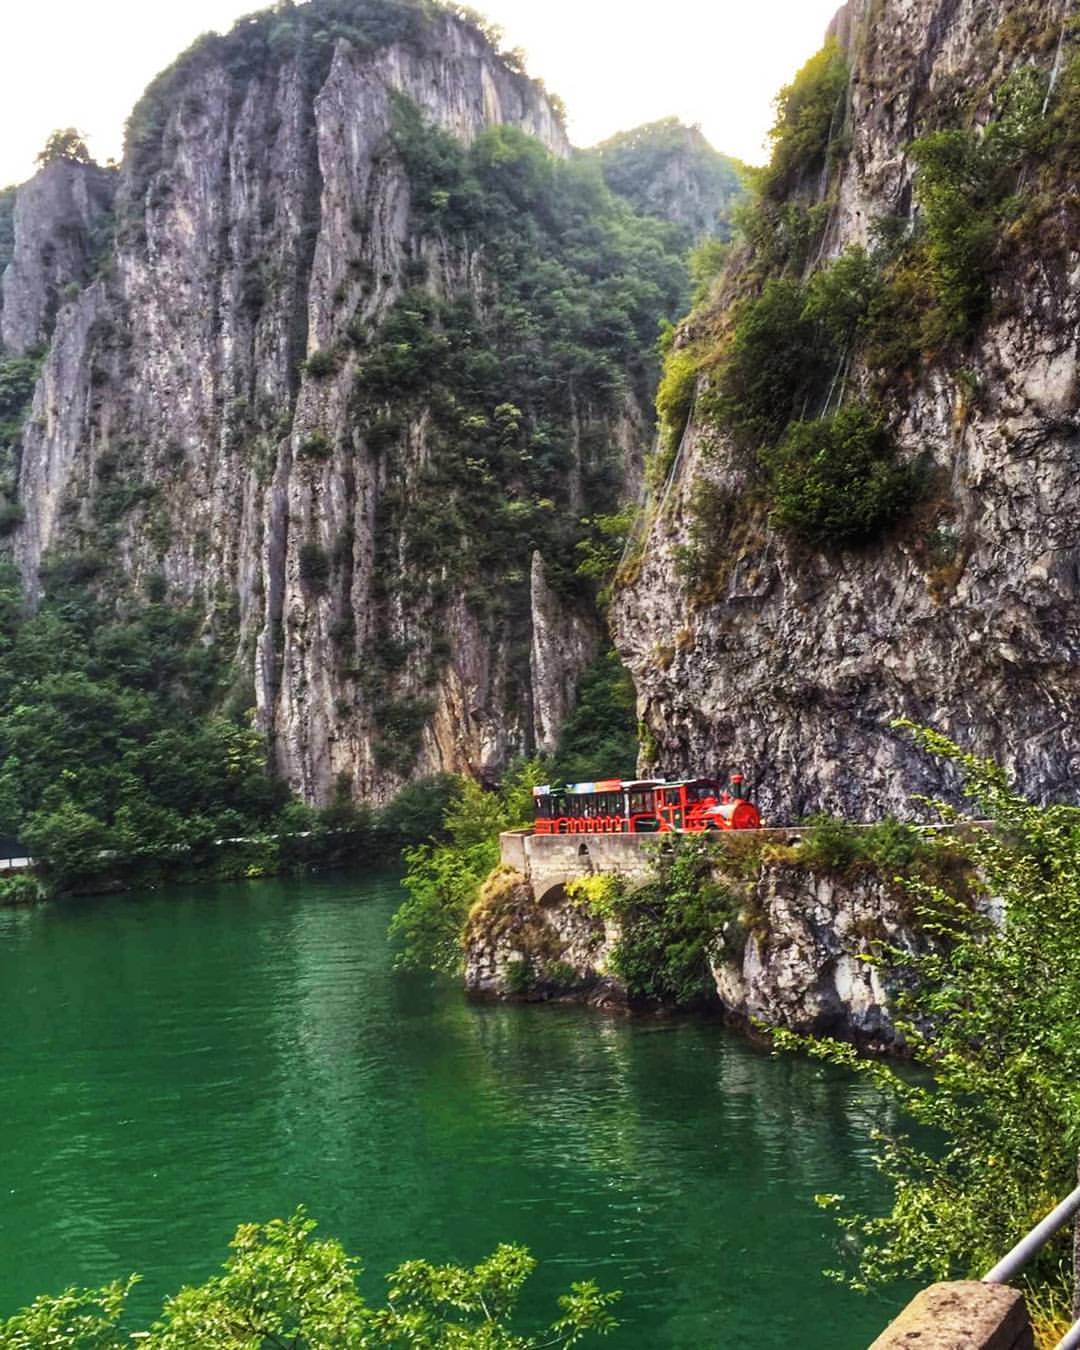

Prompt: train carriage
[{"left": 532, "top": 774, "right": 760, "bottom": 835}]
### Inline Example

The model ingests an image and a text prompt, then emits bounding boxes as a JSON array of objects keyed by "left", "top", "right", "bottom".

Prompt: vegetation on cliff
[
  {"left": 346, "top": 103, "right": 687, "bottom": 770},
  {"left": 589, "top": 117, "right": 746, "bottom": 241},
  {"left": 775, "top": 728, "right": 1080, "bottom": 1323},
  {"left": 651, "top": 23, "right": 1080, "bottom": 569},
  {"left": 0, "top": 1210, "right": 618, "bottom": 1348}
]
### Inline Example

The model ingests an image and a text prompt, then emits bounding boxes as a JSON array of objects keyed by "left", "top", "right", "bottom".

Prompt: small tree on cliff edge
[
  {"left": 775, "top": 723, "right": 1080, "bottom": 1310},
  {"left": 35, "top": 128, "right": 94, "bottom": 168}
]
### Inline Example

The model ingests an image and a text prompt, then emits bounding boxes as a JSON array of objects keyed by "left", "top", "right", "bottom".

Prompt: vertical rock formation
[
  {"left": 0, "top": 0, "right": 684, "bottom": 804},
  {"left": 1, "top": 158, "right": 116, "bottom": 355},
  {"left": 613, "top": 0, "right": 1080, "bottom": 822}
]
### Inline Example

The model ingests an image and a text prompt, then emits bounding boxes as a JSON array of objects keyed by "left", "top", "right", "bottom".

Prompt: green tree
[
  {"left": 390, "top": 763, "right": 542, "bottom": 973},
  {"left": 0, "top": 1210, "right": 619, "bottom": 1348},
  {"left": 759, "top": 39, "right": 849, "bottom": 200},
  {"left": 761, "top": 402, "right": 922, "bottom": 548},
  {"left": 777, "top": 725, "right": 1080, "bottom": 1308},
  {"left": 35, "top": 128, "right": 94, "bottom": 167}
]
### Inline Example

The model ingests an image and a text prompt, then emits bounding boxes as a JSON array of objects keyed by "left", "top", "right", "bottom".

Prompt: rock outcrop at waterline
[
  {"left": 613, "top": 0, "right": 1080, "bottom": 823},
  {"left": 464, "top": 859, "right": 916, "bottom": 1048}
]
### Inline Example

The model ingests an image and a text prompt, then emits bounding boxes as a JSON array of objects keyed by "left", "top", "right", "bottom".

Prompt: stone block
[{"left": 868, "top": 1281, "right": 1033, "bottom": 1350}]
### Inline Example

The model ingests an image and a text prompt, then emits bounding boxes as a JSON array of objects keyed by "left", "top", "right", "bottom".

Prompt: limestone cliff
[
  {"left": 464, "top": 845, "right": 919, "bottom": 1049},
  {"left": 591, "top": 118, "right": 746, "bottom": 241},
  {"left": 613, "top": 0, "right": 1080, "bottom": 822},
  {"left": 1, "top": 158, "right": 116, "bottom": 355},
  {"left": 0, "top": 0, "right": 686, "bottom": 804}
]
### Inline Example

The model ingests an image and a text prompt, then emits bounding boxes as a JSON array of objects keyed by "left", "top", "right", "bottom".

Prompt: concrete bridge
[
  {"left": 498, "top": 829, "right": 658, "bottom": 902},
  {"left": 498, "top": 826, "right": 803, "bottom": 902}
]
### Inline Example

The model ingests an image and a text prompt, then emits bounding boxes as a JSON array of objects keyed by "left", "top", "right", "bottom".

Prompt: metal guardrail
[{"left": 982, "top": 1181, "right": 1080, "bottom": 1349}]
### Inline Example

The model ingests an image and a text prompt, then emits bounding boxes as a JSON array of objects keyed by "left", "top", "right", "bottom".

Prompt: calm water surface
[{"left": 0, "top": 870, "right": 908, "bottom": 1346}]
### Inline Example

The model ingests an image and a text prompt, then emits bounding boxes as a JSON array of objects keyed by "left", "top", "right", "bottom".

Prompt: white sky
[{"left": 0, "top": 0, "right": 842, "bottom": 186}]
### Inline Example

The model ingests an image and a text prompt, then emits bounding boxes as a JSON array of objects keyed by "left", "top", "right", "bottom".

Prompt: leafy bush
[
  {"left": 609, "top": 835, "right": 740, "bottom": 1005},
  {"left": 0, "top": 872, "right": 47, "bottom": 905},
  {"left": 802, "top": 245, "right": 880, "bottom": 349},
  {"left": 36, "top": 127, "right": 94, "bottom": 166},
  {"left": 0, "top": 498, "right": 25, "bottom": 535},
  {"left": 0, "top": 1209, "right": 619, "bottom": 1347},
  {"left": 574, "top": 505, "right": 637, "bottom": 603},
  {"left": 759, "top": 39, "right": 849, "bottom": 200},
  {"left": 761, "top": 403, "right": 922, "bottom": 548},
  {"left": 0, "top": 357, "right": 39, "bottom": 420},
  {"left": 389, "top": 762, "right": 542, "bottom": 972},
  {"left": 565, "top": 873, "right": 625, "bottom": 921},
  {"left": 371, "top": 695, "right": 435, "bottom": 774},
  {"left": 375, "top": 772, "right": 458, "bottom": 851},
  {"left": 298, "top": 541, "right": 330, "bottom": 589},
  {"left": 794, "top": 813, "right": 936, "bottom": 876},
  {"left": 655, "top": 344, "right": 701, "bottom": 453},
  {"left": 703, "top": 277, "right": 826, "bottom": 452},
  {"left": 779, "top": 726, "right": 1080, "bottom": 1302},
  {"left": 298, "top": 429, "right": 332, "bottom": 459},
  {"left": 688, "top": 236, "right": 730, "bottom": 302},
  {"left": 303, "top": 348, "right": 338, "bottom": 378}
]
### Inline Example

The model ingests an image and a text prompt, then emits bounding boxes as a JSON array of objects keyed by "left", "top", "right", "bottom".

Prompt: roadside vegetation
[
  {"left": 0, "top": 1210, "right": 619, "bottom": 1349},
  {"left": 772, "top": 725, "right": 1080, "bottom": 1331}
]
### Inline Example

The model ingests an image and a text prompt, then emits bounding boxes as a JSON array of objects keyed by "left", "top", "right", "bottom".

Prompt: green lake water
[{"left": 0, "top": 869, "right": 909, "bottom": 1346}]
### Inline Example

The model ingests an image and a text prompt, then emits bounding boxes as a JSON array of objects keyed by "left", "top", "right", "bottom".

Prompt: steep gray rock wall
[
  {"left": 463, "top": 854, "right": 918, "bottom": 1048},
  {"left": 613, "top": 0, "right": 1080, "bottom": 823},
  {"left": 0, "top": 159, "right": 116, "bottom": 354},
  {"left": 1, "top": 8, "right": 624, "bottom": 806},
  {"left": 528, "top": 551, "right": 601, "bottom": 754}
]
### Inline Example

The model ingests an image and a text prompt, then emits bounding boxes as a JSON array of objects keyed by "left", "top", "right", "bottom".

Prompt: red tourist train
[{"left": 532, "top": 774, "right": 761, "bottom": 835}]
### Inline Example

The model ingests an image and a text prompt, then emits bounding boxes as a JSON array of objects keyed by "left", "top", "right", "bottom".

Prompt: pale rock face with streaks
[{"left": 0, "top": 11, "right": 617, "bottom": 804}]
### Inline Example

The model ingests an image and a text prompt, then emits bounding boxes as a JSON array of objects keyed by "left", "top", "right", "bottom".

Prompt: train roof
[{"left": 532, "top": 776, "right": 721, "bottom": 796}]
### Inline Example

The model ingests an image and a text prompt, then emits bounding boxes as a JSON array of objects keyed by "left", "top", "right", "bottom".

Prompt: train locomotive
[{"left": 532, "top": 773, "right": 761, "bottom": 835}]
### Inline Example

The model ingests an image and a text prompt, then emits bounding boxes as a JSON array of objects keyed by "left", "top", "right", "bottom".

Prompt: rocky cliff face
[
  {"left": 614, "top": 0, "right": 1080, "bottom": 823},
  {"left": 0, "top": 0, "right": 678, "bottom": 804},
  {"left": 1, "top": 159, "right": 116, "bottom": 355},
  {"left": 591, "top": 118, "right": 746, "bottom": 241},
  {"left": 464, "top": 856, "right": 916, "bottom": 1048}
]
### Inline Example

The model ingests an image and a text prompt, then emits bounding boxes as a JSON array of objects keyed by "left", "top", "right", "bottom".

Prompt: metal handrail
[
  {"left": 1058, "top": 1320, "right": 1080, "bottom": 1350},
  {"left": 982, "top": 1181, "right": 1080, "bottom": 1350}
]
